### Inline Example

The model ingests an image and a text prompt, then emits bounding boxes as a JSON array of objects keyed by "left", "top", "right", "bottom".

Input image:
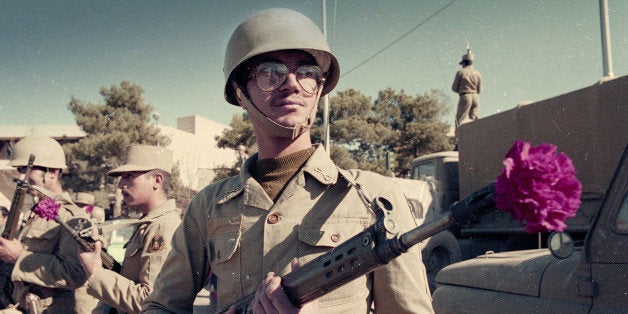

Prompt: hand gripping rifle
[
  {"left": 0, "top": 154, "right": 36, "bottom": 308},
  {"left": 223, "top": 182, "right": 495, "bottom": 313}
]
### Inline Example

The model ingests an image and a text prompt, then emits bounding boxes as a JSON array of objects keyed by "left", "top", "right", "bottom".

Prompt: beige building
[{"left": 0, "top": 115, "right": 239, "bottom": 207}]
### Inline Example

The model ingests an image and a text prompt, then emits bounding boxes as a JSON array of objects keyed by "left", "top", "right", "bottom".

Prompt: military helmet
[
  {"left": 9, "top": 136, "right": 67, "bottom": 169},
  {"left": 460, "top": 49, "right": 474, "bottom": 64},
  {"left": 223, "top": 8, "right": 340, "bottom": 105}
]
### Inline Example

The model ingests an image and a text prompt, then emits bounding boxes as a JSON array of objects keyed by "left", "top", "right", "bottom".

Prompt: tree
[
  {"left": 212, "top": 112, "right": 255, "bottom": 182},
  {"left": 213, "top": 87, "right": 453, "bottom": 179},
  {"left": 63, "top": 81, "right": 174, "bottom": 209},
  {"left": 373, "top": 88, "right": 453, "bottom": 177}
]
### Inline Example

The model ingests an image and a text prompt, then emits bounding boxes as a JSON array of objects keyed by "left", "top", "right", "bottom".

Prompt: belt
[{"left": 459, "top": 92, "right": 476, "bottom": 95}]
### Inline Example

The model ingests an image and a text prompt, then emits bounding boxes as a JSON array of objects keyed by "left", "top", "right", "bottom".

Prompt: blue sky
[{"left": 1, "top": 0, "right": 626, "bottom": 128}]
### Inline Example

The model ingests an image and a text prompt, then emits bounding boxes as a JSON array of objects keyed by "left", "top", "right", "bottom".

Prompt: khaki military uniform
[
  {"left": 86, "top": 199, "right": 180, "bottom": 314},
  {"left": 452, "top": 65, "right": 482, "bottom": 138},
  {"left": 142, "top": 145, "right": 433, "bottom": 313},
  {"left": 11, "top": 193, "right": 93, "bottom": 313}
]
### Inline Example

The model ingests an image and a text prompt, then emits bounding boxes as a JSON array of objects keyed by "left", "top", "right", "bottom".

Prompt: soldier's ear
[{"left": 234, "top": 85, "right": 248, "bottom": 110}]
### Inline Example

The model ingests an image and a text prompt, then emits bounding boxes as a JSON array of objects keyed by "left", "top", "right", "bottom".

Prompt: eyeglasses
[{"left": 250, "top": 62, "right": 324, "bottom": 94}]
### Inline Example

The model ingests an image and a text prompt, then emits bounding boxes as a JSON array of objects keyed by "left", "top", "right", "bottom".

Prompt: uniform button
[
  {"left": 267, "top": 214, "right": 280, "bottom": 224},
  {"left": 330, "top": 233, "right": 341, "bottom": 242}
]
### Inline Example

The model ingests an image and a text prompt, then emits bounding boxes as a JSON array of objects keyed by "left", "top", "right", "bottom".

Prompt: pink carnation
[
  {"left": 85, "top": 205, "right": 94, "bottom": 214},
  {"left": 495, "top": 141, "right": 582, "bottom": 233},
  {"left": 34, "top": 198, "right": 61, "bottom": 221}
]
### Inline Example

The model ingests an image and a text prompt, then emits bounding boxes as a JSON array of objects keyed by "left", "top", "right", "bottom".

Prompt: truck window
[
  {"left": 615, "top": 193, "right": 628, "bottom": 232},
  {"left": 417, "top": 162, "right": 436, "bottom": 181}
]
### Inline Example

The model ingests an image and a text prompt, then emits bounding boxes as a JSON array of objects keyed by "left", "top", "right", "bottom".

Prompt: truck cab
[{"left": 432, "top": 146, "right": 628, "bottom": 313}]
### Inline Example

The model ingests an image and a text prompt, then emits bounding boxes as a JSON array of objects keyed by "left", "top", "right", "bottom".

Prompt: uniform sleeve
[
  {"left": 372, "top": 180, "right": 434, "bottom": 314},
  {"left": 12, "top": 207, "right": 88, "bottom": 289},
  {"left": 87, "top": 216, "right": 180, "bottom": 313},
  {"left": 141, "top": 196, "right": 210, "bottom": 313},
  {"left": 452, "top": 71, "right": 461, "bottom": 93},
  {"left": 476, "top": 71, "right": 482, "bottom": 94}
]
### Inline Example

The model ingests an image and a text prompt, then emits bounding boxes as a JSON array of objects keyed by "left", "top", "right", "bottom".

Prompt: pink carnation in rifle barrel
[
  {"left": 495, "top": 141, "right": 582, "bottom": 233},
  {"left": 85, "top": 204, "right": 94, "bottom": 214},
  {"left": 34, "top": 198, "right": 61, "bottom": 221}
]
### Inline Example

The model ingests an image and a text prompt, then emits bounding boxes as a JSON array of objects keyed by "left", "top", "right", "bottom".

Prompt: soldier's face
[
  {"left": 244, "top": 50, "right": 320, "bottom": 129},
  {"left": 117, "top": 171, "right": 153, "bottom": 213},
  {"left": 17, "top": 166, "right": 52, "bottom": 189}
]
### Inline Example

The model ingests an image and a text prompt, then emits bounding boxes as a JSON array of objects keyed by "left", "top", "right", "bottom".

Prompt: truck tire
[{"left": 421, "top": 230, "right": 461, "bottom": 292}]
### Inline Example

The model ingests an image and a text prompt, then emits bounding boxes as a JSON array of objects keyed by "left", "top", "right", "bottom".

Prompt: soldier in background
[
  {"left": 78, "top": 145, "right": 180, "bottom": 314},
  {"left": 74, "top": 192, "right": 106, "bottom": 224},
  {"left": 452, "top": 48, "right": 482, "bottom": 146},
  {"left": 0, "top": 136, "right": 97, "bottom": 313}
]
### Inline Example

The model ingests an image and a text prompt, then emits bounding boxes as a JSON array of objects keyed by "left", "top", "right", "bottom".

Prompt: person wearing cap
[
  {"left": 452, "top": 48, "right": 482, "bottom": 146},
  {"left": 142, "top": 8, "right": 433, "bottom": 314},
  {"left": 78, "top": 144, "right": 181, "bottom": 314},
  {"left": 0, "top": 136, "right": 98, "bottom": 313},
  {"left": 74, "top": 192, "right": 106, "bottom": 225}
]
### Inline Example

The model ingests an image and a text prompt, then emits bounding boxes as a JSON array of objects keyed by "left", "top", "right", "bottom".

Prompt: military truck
[
  {"left": 412, "top": 75, "right": 627, "bottom": 290},
  {"left": 432, "top": 144, "right": 628, "bottom": 313}
]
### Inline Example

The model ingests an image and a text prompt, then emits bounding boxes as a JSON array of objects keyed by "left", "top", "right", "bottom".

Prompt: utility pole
[
  {"left": 322, "top": 0, "right": 331, "bottom": 156},
  {"left": 599, "top": 0, "right": 614, "bottom": 81}
]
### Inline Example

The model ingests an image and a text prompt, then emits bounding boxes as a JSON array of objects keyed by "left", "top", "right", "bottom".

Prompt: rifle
[
  {"left": 223, "top": 182, "right": 495, "bottom": 313},
  {"left": 0, "top": 154, "right": 36, "bottom": 308},
  {"left": 29, "top": 188, "right": 122, "bottom": 273}
]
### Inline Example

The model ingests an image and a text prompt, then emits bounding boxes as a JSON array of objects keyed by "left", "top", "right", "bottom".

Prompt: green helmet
[
  {"left": 223, "top": 8, "right": 340, "bottom": 105},
  {"left": 9, "top": 136, "right": 67, "bottom": 169}
]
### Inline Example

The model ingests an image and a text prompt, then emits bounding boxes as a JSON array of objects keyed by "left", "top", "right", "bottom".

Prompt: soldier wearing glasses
[{"left": 142, "top": 8, "right": 433, "bottom": 313}]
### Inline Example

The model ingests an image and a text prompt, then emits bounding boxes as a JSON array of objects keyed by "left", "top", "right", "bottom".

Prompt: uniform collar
[
  {"left": 215, "top": 144, "right": 357, "bottom": 204},
  {"left": 140, "top": 199, "right": 177, "bottom": 221}
]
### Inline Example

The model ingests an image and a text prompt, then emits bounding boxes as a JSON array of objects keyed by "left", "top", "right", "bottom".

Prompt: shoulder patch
[{"left": 148, "top": 234, "right": 165, "bottom": 253}]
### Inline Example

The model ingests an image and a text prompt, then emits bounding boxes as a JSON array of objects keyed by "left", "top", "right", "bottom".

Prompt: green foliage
[
  {"left": 214, "top": 87, "right": 453, "bottom": 178},
  {"left": 63, "top": 81, "right": 173, "bottom": 194},
  {"left": 373, "top": 88, "right": 454, "bottom": 177}
]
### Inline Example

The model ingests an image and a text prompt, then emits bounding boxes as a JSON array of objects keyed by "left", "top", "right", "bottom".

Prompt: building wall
[
  {"left": 159, "top": 115, "right": 239, "bottom": 190},
  {"left": 0, "top": 115, "right": 239, "bottom": 202}
]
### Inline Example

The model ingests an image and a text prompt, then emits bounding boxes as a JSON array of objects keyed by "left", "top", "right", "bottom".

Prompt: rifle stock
[
  {"left": 63, "top": 218, "right": 122, "bottom": 273},
  {"left": 223, "top": 183, "right": 495, "bottom": 313}
]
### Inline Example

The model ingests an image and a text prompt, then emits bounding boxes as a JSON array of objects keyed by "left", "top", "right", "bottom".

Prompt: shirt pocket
[
  {"left": 297, "top": 218, "right": 372, "bottom": 309},
  {"left": 23, "top": 220, "right": 58, "bottom": 253},
  {"left": 207, "top": 215, "right": 243, "bottom": 308},
  {"left": 298, "top": 218, "right": 369, "bottom": 250}
]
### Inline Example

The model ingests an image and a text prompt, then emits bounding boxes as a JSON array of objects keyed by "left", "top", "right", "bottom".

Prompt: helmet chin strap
[{"left": 235, "top": 86, "right": 322, "bottom": 140}]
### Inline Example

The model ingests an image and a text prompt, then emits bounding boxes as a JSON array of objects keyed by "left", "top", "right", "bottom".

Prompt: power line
[{"left": 341, "top": 0, "right": 457, "bottom": 78}]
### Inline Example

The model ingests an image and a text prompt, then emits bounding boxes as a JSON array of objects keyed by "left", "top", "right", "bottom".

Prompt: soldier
[
  {"left": 78, "top": 145, "right": 180, "bottom": 314},
  {"left": 74, "top": 192, "right": 106, "bottom": 224},
  {"left": 452, "top": 48, "right": 482, "bottom": 145},
  {"left": 0, "top": 136, "right": 96, "bottom": 313},
  {"left": 142, "top": 8, "right": 433, "bottom": 313}
]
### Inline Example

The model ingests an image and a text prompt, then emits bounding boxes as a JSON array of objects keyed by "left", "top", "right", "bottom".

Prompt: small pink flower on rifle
[
  {"left": 34, "top": 198, "right": 61, "bottom": 221},
  {"left": 495, "top": 140, "right": 582, "bottom": 233},
  {"left": 85, "top": 204, "right": 94, "bottom": 214}
]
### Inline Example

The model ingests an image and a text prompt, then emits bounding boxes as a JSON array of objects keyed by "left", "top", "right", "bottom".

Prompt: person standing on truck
[
  {"left": 452, "top": 48, "right": 482, "bottom": 146},
  {"left": 141, "top": 7, "right": 433, "bottom": 314}
]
